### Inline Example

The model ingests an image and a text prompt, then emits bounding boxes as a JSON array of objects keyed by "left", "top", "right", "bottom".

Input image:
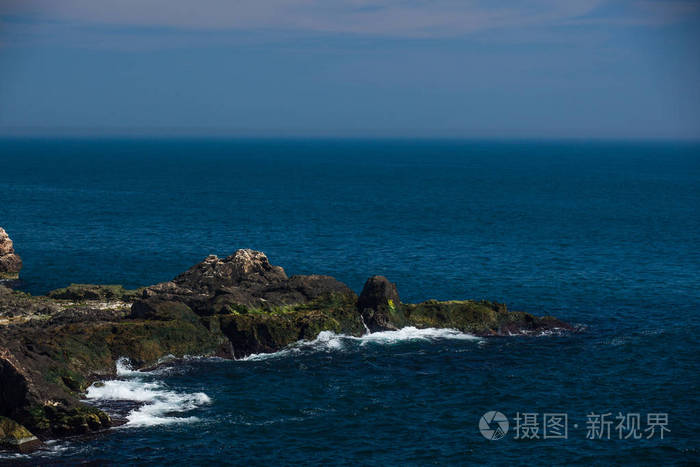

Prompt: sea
[{"left": 0, "top": 139, "right": 698, "bottom": 465}]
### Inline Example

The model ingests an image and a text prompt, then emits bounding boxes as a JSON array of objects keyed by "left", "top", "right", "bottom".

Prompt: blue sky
[{"left": 1, "top": 1, "right": 699, "bottom": 139}]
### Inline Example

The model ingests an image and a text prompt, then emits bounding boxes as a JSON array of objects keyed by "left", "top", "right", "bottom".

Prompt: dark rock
[
  {"left": 497, "top": 315, "right": 574, "bottom": 335},
  {"left": 0, "top": 228, "right": 22, "bottom": 280},
  {"left": 144, "top": 250, "right": 357, "bottom": 316},
  {"left": 0, "top": 416, "right": 42, "bottom": 453},
  {"left": 358, "top": 276, "right": 406, "bottom": 332},
  {"left": 218, "top": 292, "right": 365, "bottom": 358},
  {"left": 0, "top": 285, "right": 58, "bottom": 319},
  {"left": 0, "top": 351, "right": 32, "bottom": 420},
  {"left": 47, "top": 284, "right": 141, "bottom": 302},
  {"left": 403, "top": 300, "right": 574, "bottom": 336},
  {"left": 130, "top": 299, "right": 201, "bottom": 323},
  {"left": 254, "top": 274, "right": 357, "bottom": 310},
  {"left": 173, "top": 250, "right": 287, "bottom": 293}
]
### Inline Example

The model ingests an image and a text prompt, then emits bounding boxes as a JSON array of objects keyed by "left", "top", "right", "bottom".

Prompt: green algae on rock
[
  {"left": 218, "top": 292, "right": 366, "bottom": 357},
  {"left": 0, "top": 416, "right": 41, "bottom": 453}
]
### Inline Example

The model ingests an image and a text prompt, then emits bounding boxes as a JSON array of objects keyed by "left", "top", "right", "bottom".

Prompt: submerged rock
[{"left": 0, "top": 227, "right": 22, "bottom": 280}]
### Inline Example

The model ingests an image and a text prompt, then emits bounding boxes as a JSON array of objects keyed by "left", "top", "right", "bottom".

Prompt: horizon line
[{"left": 1, "top": 127, "right": 699, "bottom": 144}]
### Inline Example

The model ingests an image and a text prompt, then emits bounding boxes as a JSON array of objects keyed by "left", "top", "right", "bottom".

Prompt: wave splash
[
  {"left": 86, "top": 328, "right": 477, "bottom": 423},
  {"left": 86, "top": 358, "right": 211, "bottom": 427},
  {"left": 241, "top": 326, "right": 482, "bottom": 361}
]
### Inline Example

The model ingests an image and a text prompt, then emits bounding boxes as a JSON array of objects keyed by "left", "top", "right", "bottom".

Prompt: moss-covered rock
[
  {"left": 219, "top": 293, "right": 365, "bottom": 357},
  {"left": 17, "top": 403, "right": 110, "bottom": 438},
  {"left": 1, "top": 299, "right": 225, "bottom": 439},
  {"left": 40, "top": 319, "right": 224, "bottom": 383},
  {"left": 0, "top": 416, "right": 41, "bottom": 453},
  {"left": 404, "top": 299, "right": 571, "bottom": 335}
]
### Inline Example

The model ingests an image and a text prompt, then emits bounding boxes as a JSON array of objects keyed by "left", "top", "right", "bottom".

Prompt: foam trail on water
[
  {"left": 241, "top": 326, "right": 481, "bottom": 361},
  {"left": 87, "top": 359, "right": 211, "bottom": 427}
]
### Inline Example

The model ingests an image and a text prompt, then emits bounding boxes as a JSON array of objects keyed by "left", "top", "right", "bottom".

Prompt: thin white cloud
[{"left": 2, "top": 0, "right": 608, "bottom": 37}]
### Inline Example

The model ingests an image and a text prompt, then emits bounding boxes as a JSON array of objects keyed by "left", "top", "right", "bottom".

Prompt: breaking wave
[
  {"left": 86, "top": 358, "right": 211, "bottom": 427},
  {"left": 241, "top": 326, "right": 481, "bottom": 361},
  {"left": 85, "top": 328, "right": 478, "bottom": 425}
]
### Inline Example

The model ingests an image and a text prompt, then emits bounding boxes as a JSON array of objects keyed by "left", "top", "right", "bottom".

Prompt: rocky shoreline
[{"left": 0, "top": 229, "right": 572, "bottom": 453}]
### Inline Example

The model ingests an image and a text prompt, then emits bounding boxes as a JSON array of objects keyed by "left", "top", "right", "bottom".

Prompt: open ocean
[{"left": 0, "top": 139, "right": 698, "bottom": 465}]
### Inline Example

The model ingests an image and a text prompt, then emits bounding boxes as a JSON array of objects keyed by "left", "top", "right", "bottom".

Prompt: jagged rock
[
  {"left": 174, "top": 250, "right": 288, "bottom": 293},
  {"left": 144, "top": 250, "right": 356, "bottom": 315},
  {"left": 0, "top": 416, "right": 41, "bottom": 453},
  {"left": 358, "top": 276, "right": 406, "bottom": 332},
  {"left": 0, "top": 229, "right": 16, "bottom": 257},
  {"left": 0, "top": 228, "right": 22, "bottom": 279}
]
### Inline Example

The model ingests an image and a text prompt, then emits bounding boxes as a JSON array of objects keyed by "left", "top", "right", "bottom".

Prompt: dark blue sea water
[{"left": 0, "top": 139, "right": 698, "bottom": 465}]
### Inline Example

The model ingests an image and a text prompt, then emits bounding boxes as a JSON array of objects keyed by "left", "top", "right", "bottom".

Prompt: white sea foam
[
  {"left": 115, "top": 356, "right": 142, "bottom": 376},
  {"left": 358, "top": 326, "right": 481, "bottom": 343},
  {"left": 89, "top": 328, "right": 478, "bottom": 424},
  {"left": 87, "top": 359, "right": 211, "bottom": 427},
  {"left": 241, "top": 326, "right": 481, "bottom": 361}
]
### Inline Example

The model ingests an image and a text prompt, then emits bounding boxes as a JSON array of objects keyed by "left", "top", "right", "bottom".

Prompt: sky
[{"left": 0, "top": 0, "right": 699, "bottom": 139}]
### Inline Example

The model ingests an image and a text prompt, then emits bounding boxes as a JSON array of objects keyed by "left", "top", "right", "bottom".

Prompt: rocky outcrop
[
  {"left": 0, "top": 416, "right": 41, "bottom": 453},
  {"left": 358, "top": 276, "right": 406, "bottom": 332},
  {"left": 0, "top": 228, "right": 22, "bottom": 280},
  {"left": 0, "top": 247, "right": 574, "bottom": 451},
  {"left": 174, "top": 250, "right": 288, "bottom": 293},
  {"left": 218, "top": 292, "right": 365, "bottom": 358},
  {"left": 141, "top": 249, "right": 357, "bottom": 316},
  {"left": 402, "top": 299, "right": 572, "bottom": 335},
  {"left": 0, "top": 287, "right": 222, "bottom": 442}
]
